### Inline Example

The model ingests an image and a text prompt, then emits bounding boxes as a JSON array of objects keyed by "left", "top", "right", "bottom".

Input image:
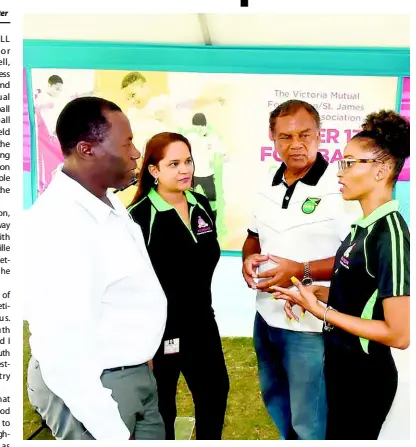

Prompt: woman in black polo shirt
[
  {"left": 273, "top": 110, "right": 410, "bottom": 440},
  {"left": 128, "top": 132, "right": 229, "bottom": 440}
]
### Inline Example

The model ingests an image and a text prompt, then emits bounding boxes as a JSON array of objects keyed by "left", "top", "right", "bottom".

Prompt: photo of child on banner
[{"left": 31, "top": 69, "right": 96, "bottom": 194}]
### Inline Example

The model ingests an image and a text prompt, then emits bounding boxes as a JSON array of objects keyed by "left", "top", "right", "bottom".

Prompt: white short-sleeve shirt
[{"left": 249, "top": 153, "right": 361, "bottom": 332}]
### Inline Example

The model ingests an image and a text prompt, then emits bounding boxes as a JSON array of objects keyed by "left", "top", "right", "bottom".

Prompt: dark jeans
[
  {"left": 152, "top": 314, "right": 229, "bottom": 440},
  {"left": 253, "top": 312, "right": 327, "bottom": 440}
]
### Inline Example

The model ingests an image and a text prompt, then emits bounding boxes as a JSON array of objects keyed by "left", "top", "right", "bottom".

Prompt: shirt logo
[
  {"left": 198, "top": 216, "right": 209, "bottom": 228},
  {"left": 301, "top": 197, "right": 322, "bottom": 214},
  {"left": 197, "top": 216, "right": 212, "bottom": 234},
  {"left": 340, "top": 243, "right": 356, "bottom": 269}
]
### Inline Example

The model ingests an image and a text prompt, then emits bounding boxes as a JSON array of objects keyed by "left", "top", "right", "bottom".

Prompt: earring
[
  {"left": 154, "top": 178, "right": 158, "bottom": 186},
  {"left": 376, "top": 175, "right": 380, "bottom": 181}
]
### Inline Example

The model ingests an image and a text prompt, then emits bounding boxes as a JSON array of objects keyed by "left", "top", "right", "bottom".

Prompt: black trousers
[
  {"left": 324, "top": 343, "right": 398, "bottom": 440},
  {"left": 152, "top": 314, "right": 229, "bottom": 440}
]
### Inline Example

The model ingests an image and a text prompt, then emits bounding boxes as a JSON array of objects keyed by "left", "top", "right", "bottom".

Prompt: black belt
[{"left": 103, "top": 363, "right": 142, "bottom": 373}]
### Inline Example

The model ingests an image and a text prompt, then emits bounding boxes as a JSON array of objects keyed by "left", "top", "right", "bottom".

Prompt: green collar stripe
[
  {"left": 355, "top": 200, "right": 398, "bottom": 228},
  {"left": 148, "top": 188, "right": 197, "bottom": 211},
  {"left": 148, "top": 188, "right": 173, "bottom": 211},
  {"left": 128, "top": 195, "right": 147, "bottom": 213}
]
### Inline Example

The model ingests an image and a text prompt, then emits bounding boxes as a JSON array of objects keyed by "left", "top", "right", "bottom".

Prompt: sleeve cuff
[{"left": 377, "top": 291, "right": 410, "bottom": 300}]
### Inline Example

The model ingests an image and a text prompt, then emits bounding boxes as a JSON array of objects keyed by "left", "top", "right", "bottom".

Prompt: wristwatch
[{"left": 301, "top": 262, "right": 313, "bottom": 286}]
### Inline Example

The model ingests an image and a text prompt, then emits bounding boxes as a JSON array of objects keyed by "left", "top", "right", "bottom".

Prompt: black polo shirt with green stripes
[
  {"left": 325, "top": 200, "right": 410, "bottom": 356},
  {"left": 129, "top": 188, "right": 220, "bottom": 340}
]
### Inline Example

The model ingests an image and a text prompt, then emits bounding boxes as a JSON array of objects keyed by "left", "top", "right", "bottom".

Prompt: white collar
[{"left": 54, "top": 165, "right": 127, "bottom": 224}]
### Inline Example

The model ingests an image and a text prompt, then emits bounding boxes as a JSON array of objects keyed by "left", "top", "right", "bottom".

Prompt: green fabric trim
[
  {"left": 386, "top": 215, "right": 399, "bottom": 296},
  {"left": 355, "top": 200, "right": 398, "bottom": 228},
  {"left": 147, "top": 188, "right": 198, "bottom": 211},
  {"left": 147, "top": 188, "right": 198, "bottom": 242},
  {"left": 360, "top": 289, "right": 378, "bottom": 354},
  {"left": 392, "top": 213, "right": 405, "bottom": 296},
  {"left": 147, "top": 206, "right": 157, "bottom": 246},
  {"left": 184, "top": 189, "right": 198, "bottom": 205},
  {"left": 350, "top": 226, "right": 357, "bottom": 242},
  {"left": 148, "top": 188, "right": 173, "bottom": 212},
  {"left": 179, "top": 209, "right": 197, "bottom": 243},
  {"left": 364, "top": 223, "right": 376, "bottom": 279},
  {"left": 127, "top": 195, "right": 147, "bottom": 213}
]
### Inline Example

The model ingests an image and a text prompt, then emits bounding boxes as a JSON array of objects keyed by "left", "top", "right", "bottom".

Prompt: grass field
[{"left": 23, "top": 323, "right": 279, "bottom": 440}]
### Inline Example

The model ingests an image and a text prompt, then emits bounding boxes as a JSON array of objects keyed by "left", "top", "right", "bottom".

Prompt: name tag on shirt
[{"left": 164, "top": 338, "right": 180, "bottom": 354}]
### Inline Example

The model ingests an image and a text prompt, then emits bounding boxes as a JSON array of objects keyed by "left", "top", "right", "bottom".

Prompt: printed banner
[
  {"left": 23, "top": 69, "right": 31, "bottom": 173},
  {"left": 31, "top": 69, "right": 95, "bottom": 194},
  {"left": 398, "top": 77, "right": 410, "bottom": 181},
  {"left": 30, "top": 69, "right": 398, "bottom": 251}
]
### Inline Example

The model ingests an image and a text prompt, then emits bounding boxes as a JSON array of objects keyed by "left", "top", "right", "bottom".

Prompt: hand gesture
[
  {"left": 242, "top": 254, "right": 268, "bottom": 289},
  {"left": 272, "top": 277, "right": 324, "bottom": 319},
  {"left": 283, "top": 300, "right": 306, "bottom": 322},
  {"left": 255, "top": 255, "right": 302, "bottom": 291}
]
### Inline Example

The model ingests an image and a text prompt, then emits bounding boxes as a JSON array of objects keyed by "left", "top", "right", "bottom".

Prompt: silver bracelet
[{"left": 323, "top": 306, "right": 337, "bottom": 331}]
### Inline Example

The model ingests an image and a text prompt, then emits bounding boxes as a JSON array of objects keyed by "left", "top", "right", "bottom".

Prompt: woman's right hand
[{"left": 283, "top": 300, "right": 306, "bottom": 322}]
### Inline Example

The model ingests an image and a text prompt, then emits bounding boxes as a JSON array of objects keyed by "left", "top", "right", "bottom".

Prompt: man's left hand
[{"left": 255, "top": 255, "right": 303, "bottom": 291}]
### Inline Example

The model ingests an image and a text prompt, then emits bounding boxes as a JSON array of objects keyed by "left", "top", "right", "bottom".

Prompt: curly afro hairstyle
[{"left": 352, "top": 110, "right": 410, "bottom": 184}]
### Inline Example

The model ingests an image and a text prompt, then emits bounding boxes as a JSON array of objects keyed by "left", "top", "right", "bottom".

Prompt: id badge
[{"left": 164, "top": 338, "right": 180, "bottom": 355}]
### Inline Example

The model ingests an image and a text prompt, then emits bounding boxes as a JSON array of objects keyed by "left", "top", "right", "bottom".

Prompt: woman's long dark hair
[{"left": 129, "top": 132, "right": 193, "bottom": 206}]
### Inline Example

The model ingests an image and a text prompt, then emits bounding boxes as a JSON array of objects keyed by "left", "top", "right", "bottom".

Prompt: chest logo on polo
[
  {"left": 197, "top": 215, "right": 212, "bottom": 235},
  {"left": 340, "top": 243, "right": 356, "bottom": 269},
  {"left": 301, "top": 197, "right": 322, "bottom": 214},
  {"left": 198, "top": 216, "right": 209, "bottom": 228}
]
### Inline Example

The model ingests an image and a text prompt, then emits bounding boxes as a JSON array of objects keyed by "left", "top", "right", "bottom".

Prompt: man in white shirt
[
  {"left": 242, "top": 100, "right": 360, "bottom": 440},
  {"left": 24, "top": 97, "right": 168, "bottom": 440}
]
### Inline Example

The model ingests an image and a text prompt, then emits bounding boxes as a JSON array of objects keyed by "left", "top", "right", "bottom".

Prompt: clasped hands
[{"left": 242, "top": 254, "right": 323, "bottom": 321}]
